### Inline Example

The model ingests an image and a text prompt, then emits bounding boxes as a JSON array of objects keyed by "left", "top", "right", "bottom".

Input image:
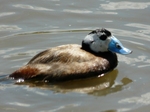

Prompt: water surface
[{"left": 0, "top": 0, "right": 150, "bottom": 112}]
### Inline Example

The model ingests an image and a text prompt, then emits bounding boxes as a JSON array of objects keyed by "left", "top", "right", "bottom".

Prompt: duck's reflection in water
[{"left": 15, "top": 69, "right": 133, "bottom": 96}]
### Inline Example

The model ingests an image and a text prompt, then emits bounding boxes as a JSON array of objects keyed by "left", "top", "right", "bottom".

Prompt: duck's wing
[
  {"left": 28, "top": 44, "right": 93, "bottom": 64},
  {"left": 10, "top": 57, "right": 110, "bottom": 82}
]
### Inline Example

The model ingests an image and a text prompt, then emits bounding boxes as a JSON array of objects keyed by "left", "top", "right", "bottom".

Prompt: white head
[{"left": 82, "top": 28, "right": 132, "bottom": 55}]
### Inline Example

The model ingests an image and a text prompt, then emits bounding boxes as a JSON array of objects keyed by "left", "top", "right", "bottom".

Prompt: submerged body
[{"left": 9, "top": 28, "right": 132, "bottom": 82}]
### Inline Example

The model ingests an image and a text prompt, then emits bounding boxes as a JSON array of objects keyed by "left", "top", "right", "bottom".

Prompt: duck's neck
[
  {"left": 81, "top": 40, "right": 92, "bottom": 53},
  {"left": 81, "top": 42, "right": 118, "bottom": 71}
]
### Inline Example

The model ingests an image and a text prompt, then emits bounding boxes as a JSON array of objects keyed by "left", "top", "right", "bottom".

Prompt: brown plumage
[
  {"left": 9, "top": 44, "right": 118, "bottom": 82},
  {"left": 9, "top": 28, "right": 132, "bottom": 82}
]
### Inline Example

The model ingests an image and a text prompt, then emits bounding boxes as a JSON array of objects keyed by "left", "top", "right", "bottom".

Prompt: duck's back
[
  {"left": 28, "top": 44, "right": 94, "bottom": 64},
  {"left": 10, "top": 44, "right": 118, "bottom": 82}
]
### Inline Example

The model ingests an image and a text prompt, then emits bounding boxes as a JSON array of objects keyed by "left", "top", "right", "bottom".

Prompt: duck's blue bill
[{"left": 108, "top": 36, "right": 132, "bottom": 55}]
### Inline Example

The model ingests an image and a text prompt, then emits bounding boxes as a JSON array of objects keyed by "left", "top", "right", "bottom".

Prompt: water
[{"left": 0, "top": 0, "right": 150, "bottom": 112}]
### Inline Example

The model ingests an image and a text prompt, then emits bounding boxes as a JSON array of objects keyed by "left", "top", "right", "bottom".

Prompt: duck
[{"left": 9, "top": 28, "right": 132, "bottom": 82}]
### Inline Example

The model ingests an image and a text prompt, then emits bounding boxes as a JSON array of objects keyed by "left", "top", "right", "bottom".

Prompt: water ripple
[
  {"left": 0, "top": 12, "right": 15, "bottom": 17},
  {"left": 95, "top": 11, "right": 117, "bottom": 14},
  {"left": 0, "top": 25, "right": 21, "bottom": 32},
  {"left": 13, "top": 4, "right": 54, "bottom": 11},
  {"left": 119, "top": 92, "right": 150, "bottom": 105},
  {"left": 110, "top": 28, "right": 150, "bottom": 41},
  {"left": 118, "top": 55, "right": 150, "bottom": 68},
  {"left": 8, "top": 102, "right": 30, "bottom": 107},
  {"left": 101, "top": 2, "right": 150, "bottom": 10},
  {"left": 0, "top": 47, "right": 23, "bottom": 55},
  {"left": 126, "top": 23, "right": 150, "bottom": 36},
  {"left": 63, "top": 9, "right": 92, "bottom": 14}
]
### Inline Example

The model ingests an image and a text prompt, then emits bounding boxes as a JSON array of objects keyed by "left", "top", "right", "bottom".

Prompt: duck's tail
[{"left": 9, "top": 65, "right": 40, "bottom": 80}]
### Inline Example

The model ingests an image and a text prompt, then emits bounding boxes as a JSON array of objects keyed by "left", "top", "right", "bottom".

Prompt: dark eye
[
  {"left": 116, "top": 43, "right": 122, "bottom": 49},
  {"left": 90, "top": 40, "right": 94, "bottom": 43},
  {"left": 100, "top": 35, "right": 107, "bottom": 40}
]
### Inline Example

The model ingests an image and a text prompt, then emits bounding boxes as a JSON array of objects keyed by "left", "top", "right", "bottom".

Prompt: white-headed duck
[{"left": 9, "top": 28, "right": 132, "bottom": 82}]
